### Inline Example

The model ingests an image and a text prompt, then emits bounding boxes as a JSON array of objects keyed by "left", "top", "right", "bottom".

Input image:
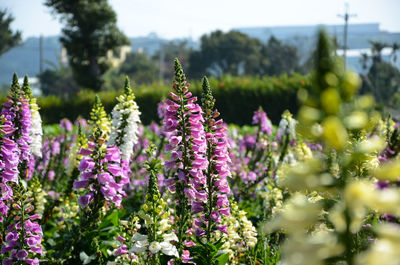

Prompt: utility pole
[
  {"left": 337, "top": 3, "right": 356, "bottom": 70},
  {"left": 159, "top": 41, "right": 164, "bottom": 85},
  {"left": 39, "top": 35, "right": 44, "bottom": 74}
]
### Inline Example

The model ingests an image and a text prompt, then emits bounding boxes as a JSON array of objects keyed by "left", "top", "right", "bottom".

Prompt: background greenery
[{"left": 0, "top": 74, "right": 309, "bottom": 125}]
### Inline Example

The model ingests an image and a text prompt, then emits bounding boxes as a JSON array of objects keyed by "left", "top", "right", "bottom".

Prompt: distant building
[
  {"left": 0, "top": 34, "right": 197, "bottom": 85},
  {"left": 235, "top": 23, "right": 400, "bottom": 72},
  {"left": 105, "top": 45, "right": 132, "bottom": 68},
  {"left": 1, "top": 24, "right": 398, "bottom": 85}
]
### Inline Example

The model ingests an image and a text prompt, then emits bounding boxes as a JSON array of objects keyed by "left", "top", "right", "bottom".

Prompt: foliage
[
  {"left": 0, "top": 74, "right": 308, "bottom": 125},
  {"left": 188, "top": 30, "right": 301, "bottom": 79},
  {"left": 45, "top": 0, "right": 130, "bottom": 91},
  {"left": 259, "top": 37, "right": 300, "bottom": 76},
  {"left": 359, "top": 41, "right": 400, "bottom": 107},
  {"left": 152, "top": 40, "right": 193, "bottom": 81},
  {"left": 364, "top": 61, "right": 400, "bottom": 105},
  {"left": 3, "top": 30, "right": 400, "bottom": 265},
  {"left": 0, "top": 9, "right": 21, "bottom": 57},
  {"left": 119, "top": 52, "right": 159, "bottom": 84},
  {"left": 38, "top": 62, "right": 80, "bottom": 97},
  {"left": 189, "top": 30, "right": 263, "bottom": 78}
]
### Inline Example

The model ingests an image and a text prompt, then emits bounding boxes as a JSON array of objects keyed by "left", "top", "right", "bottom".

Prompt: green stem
[
  {"left": 205, "top": 140, "right": 213, "bottom": 242},
  {"left": 176, "top": 88, "right": 189, "bottom": 257}
]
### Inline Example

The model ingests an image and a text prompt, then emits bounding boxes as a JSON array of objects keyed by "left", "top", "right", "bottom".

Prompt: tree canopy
[
  {"left": 188, "top": 30, "right": 300, "bottom": 78},
  {"left": 119, "top": 52, "right": 159, "bottom": 85},
  {"left": 189, "top": 30, "right": 263, "bottom": 78},
  {"left": 259, "top": 36, "right": 300, "bottom": 76},
  {"left": 0, "top": 9, "right": 21, "bottom": 57},
  {"left": 45, "top": 0, "right": 130, "bottom": 91}
]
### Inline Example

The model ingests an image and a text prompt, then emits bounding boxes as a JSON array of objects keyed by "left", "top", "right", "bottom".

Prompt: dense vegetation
[
  {"left": 2, "top": 74, "right": 308, "bottom": 125},
  {"left": 1, "top": 31, "right": 400, "bottom": 265}
]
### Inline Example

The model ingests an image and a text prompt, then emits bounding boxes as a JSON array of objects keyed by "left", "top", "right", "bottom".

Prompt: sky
[{"left": 1, "top": 0, "right": 400, "bottom": 40}]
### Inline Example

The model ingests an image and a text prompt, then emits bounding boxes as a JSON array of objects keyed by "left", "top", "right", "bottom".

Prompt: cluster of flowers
[
  {"left": 74, "top": 144, "right": 129, "bottom": 207},
  {"left": 265, "top": 31, "right": 400, "bottom": 265},
  {"left": 192, "top": 77, "right": 231, "bottom": 239},
  {"left": 73, "top": 96, "right": 131, "bottom": 208},
  {"left": 9, "top": 31, "right": 400, "bottom": 265},
  {"left": 221, "top": 201, "right": 257, "bottom": 259},
  {"left": 113, "top": 147, "right": 179, "bottom": 264},
  {"left": 2, "top": 209, "right": 43, "bottom": 264},
  {"left": 162, "top": 60, "right": 209, "bottom": 260},
  {"left": 0, "top": 116, "right": 19, "bottom": 221},
  {"left": 1, "top": 75, "right": 44, "bottom": 264},
  {"left": 109, "top": 77, "right": 141, "bottom": 160}
]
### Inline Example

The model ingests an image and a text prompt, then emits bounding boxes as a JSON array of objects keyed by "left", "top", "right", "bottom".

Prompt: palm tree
[
  {"left": 369, "top": 41, "right": 387, "bottom": 64},
  {"left": 391, "top": 42, "right": 399, "bottom": 64},
  {"left": 359, "top": 52, "right": 369, "bottom": 71}
]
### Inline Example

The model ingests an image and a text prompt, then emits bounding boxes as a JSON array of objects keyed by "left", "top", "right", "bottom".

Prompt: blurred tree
[
  {"left": 188, "top": 30, "right": 262, "bottom": 78},
  {"left": 359, "top": 52, "right": 369, "bottom": 72},
  {"left": 363, "top": 61, "right": 400, "bottom": 105},
  {"left": 259, "top": 36, "right": 300, "bottom": 76},
  {"left": 369, "top": 40, "right": 388, "bottom": 65},
  {"left": 119, "top": 52, "right": 159, "bottom": 84},
  {"left": 390, "top": 42, "right": 399, "bottom": 64},
  {"left": 0, "top": 9, "right": 21, "bottom": 57},
  {"left": 45, "top": 0, "right": 130, "bottom": 91},
  {"left": 152, "top": 41, "right": 193, "bottom": 81},
  {"left": 39, "top": 62, "right": 79, "bottom": 98},
  {"left": 360, "top": 41, "right": 400, "bottom": 106}
]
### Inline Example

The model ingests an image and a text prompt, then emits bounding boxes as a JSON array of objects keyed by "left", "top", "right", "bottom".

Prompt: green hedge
[{"left": 1, "top": 74, "right": 309, "bottom": 125}]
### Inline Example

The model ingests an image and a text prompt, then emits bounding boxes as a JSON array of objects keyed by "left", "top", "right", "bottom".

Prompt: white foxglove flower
[
  {"left": 149, "top": 241, "right": 161, "bottom": 253},
  {"left": 29, "top": 101, "right": 43, "bottom": 157},
  {"left": 131, "top": 241, "right": 147, "bottom": 254},
  {"left": 80, "top": 251, "right": 96, "bottom": 265},
  {"left": 132, "top": 232, "right": 148, "bottom": 243},
  {"left": 160, "top": 242, "right": 179, "bottom": 257},
  {"left": 22, "top": 77, "right": 42, "bottom": 157},
  {"left": 109, "top": 78, "right": 141, "bottom": 160},
  {"left": 163, "top": 232, "right": 178, "bottom": 242},
  {"left": 66, "top": 142, "right": 78, "bottom": 175},
  {"left": 277, "top": 110, "right": 297, "bottom": 140},
  {"left": 159, "top": 219, "right": 171, "bottom": 232}
]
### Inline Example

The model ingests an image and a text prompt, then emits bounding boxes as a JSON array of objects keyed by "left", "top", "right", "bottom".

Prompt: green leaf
[{"left": 216, "top": 252, "right": 229, "bottom": 265}]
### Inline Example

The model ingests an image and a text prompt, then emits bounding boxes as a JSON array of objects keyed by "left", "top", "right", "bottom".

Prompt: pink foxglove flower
[
  {"left": 252, "top": 107, "right": 272, "bottom": 136},
  {"left": 1, "top": 74, "right": 33, "bottom": 179},
  {"left": 162, "top": 59, "right": 208, "bottom": 255},
  {"left": 73, "top": 96, "right": 129, "bottom": 212},
  {"left": 192, "top": 77, "right": 232, "bottom": 241}
]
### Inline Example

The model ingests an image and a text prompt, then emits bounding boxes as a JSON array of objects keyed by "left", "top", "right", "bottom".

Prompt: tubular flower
[
  {"left": 276, "top": 110, "right": 297, "bottom": 142},
  {"left": 74, "top": 144, "right": 128, "bottom": 208},
  {"left": 22, "top": 76, "right": 43, "bottom": 158},
  {"left": 74, "top": 96, "right": 128, "bottom": 212},
  {"left": 89, "top": 95, "right": 111, "bottom": 140},
  {"left": 1, "top": 194, "right": 45, "bottom": 263},
  {"left": 1, "top": 74, "right": 33, "bottom": 179},
  {"left": 109, "top": 77, "right": 141, "bottom": 161},
  {"left": 193, "top": 76, "right": 232, "bottom": 240},
  {"left": 0, "top": 76, "right": 45, "bottom": 263},
  {"left": 65, "top": 124, "right": 88, "bottom": 176},
  {"left": 221, "top": 201, "right": 257, "bottom": 261},
  {"left": 114, "top": 147, "right": 179, "bottom": 264},
  {"left": 252, "top": 107, "right": 272, "bottom": 136},
  {"left": 162, "top": 59, "right": 208, "bottom": 257},
  {"left": 0, "top": 115, "right": 19, "bottom": 222}
]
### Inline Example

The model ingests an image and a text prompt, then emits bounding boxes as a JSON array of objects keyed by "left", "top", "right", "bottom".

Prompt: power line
[
  {"left": 40, "top": 35, "right": 43, "bottom": 74},
  {"left": 337, "top": 2, "right": 357, "bottom": 70}
]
